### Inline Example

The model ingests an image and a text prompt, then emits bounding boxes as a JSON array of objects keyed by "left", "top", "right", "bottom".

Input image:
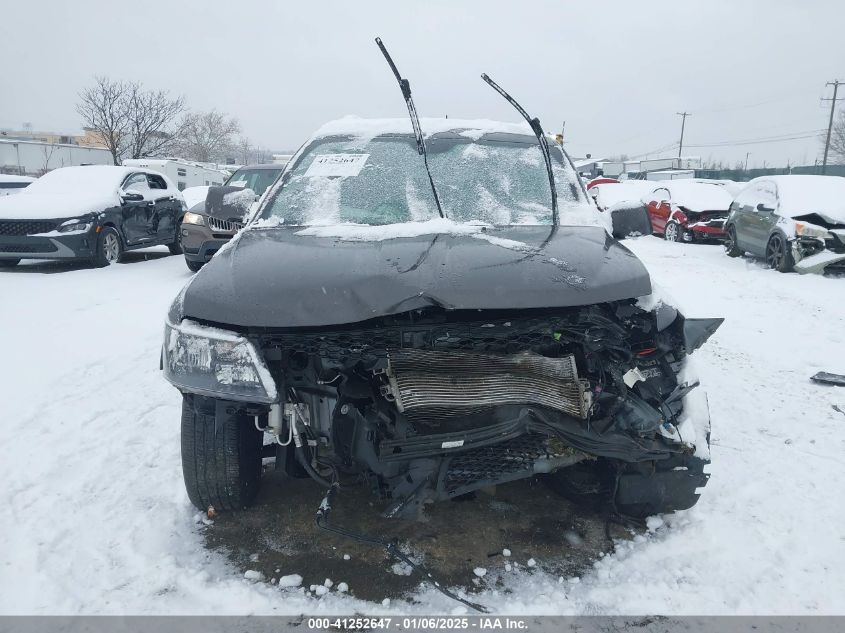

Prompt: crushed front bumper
[
  {"left": 685, "top": 220, "right": 726, "bottom": 240},
  {"left": 180, "top": 221, "right": 237, "bottom": 263}
]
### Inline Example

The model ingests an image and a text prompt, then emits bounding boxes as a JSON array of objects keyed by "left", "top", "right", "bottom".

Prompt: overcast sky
[{"left": 2, "top": 0, "right": 844, "bottom": 167}]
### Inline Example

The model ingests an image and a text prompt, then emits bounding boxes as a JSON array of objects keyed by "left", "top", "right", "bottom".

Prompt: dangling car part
[{"left": 162, "top": 55, "right": 722, "bottom": 524}]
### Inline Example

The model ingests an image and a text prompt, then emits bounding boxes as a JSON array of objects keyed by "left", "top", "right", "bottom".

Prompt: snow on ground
[{"left": 0, "top": 238, "right": 843, "bottom": 615}]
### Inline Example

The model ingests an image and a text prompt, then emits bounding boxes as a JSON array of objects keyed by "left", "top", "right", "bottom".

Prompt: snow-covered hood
[
  {"left": 668, "top": 183, "right": 733, "bottom": 213},
  {"left": 0, "top": 192, "right": 118, "bottom": 220},
  {"left": 179, "top": 224, "right": 652, "bottom": 329}
]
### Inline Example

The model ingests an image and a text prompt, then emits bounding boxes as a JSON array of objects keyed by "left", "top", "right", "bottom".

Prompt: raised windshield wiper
[
  {"left": 480, "top": 73, "right": 559, "bottom": 225},
  {"left": 375, "top": 37, "right": 445, "bottom": 219}
]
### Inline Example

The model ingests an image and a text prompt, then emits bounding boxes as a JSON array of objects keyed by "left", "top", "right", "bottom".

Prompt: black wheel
[
  {"left": 168, "top": 221, "right": 184, "bottom": 255},
  {"left": 0, "top": 259, "right": 20, "bottom": 268},
  {"left": 664, "top": 220, "right": 683, "bottom": 242},
  {"left": 766, "top": 233, "right": 794, "bottom": 272},
  {"left": 180, "top": 394, "right": 263, "bottom": 512},
  {"left": 185, "top": 258, "right": 204, "bottom": 273},
  {"left": 92, "top": 226, "right": 124, "bottom": 267},
  {"left": 724, "top": 225, "right": 742, "bottom": 257}
]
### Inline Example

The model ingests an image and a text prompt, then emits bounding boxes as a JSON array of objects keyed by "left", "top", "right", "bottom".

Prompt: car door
[
  {"left": 120, "top": 172, "right": 154, "bottom": 245},
  {"left": 144, "top": 173, "right": 181, "bottom": 243},
  {"left": 745, "top": 180, "right": 779, "bottom": 255},
  {"left": 645, "top": 188, "right": 671, "bottom": 234},
  {"left": 731, "top": 183, "right": 762, "bottom": 253}
]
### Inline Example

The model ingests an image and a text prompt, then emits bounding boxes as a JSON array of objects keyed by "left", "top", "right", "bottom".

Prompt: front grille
[
  {"left": 207, "top": 217, "right": 243, "bottom": 233},
  {"left": 261, "top": 316, "right": 571, "bottom": 364},
  {"left": 0, "top": 220, "right": 57, "bottom": 236},
  {"left": 0, "top": 242, "right": 57, "bottom": 253},
  {"left": 443, "top": 433, "right": 573, "bottom": 494}
]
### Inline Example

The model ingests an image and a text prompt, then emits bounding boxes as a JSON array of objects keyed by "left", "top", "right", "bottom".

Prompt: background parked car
[
  {"left": 0, "top": 165, "right": 185, "bottom": 268},
  {"left": 724, "top": 175, "right": 845, "bottom": 274},
  {"left": 588, "top": 180, "right": 654, "bottom": 211},
  {"left": 180, "top": 163, "right": 283, "bottom": 271},
  {"left": 0, "top": 174, "right": 35, "bottom": 196},
  {"left": 643, "top": 180, "right": 733, "bottom": 242}
]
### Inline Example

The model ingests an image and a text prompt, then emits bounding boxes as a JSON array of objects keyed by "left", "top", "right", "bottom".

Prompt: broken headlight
[
  {"left": 794, "top": 221, "right": 831, "bottom": 240},
  {"left": 162, "top": 319, "right": 277, "bottom": 403}
]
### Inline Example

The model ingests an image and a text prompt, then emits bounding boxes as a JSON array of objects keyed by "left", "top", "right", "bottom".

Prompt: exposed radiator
[{"left": 385, "top": 349, "right": 589, "bottom": 420}]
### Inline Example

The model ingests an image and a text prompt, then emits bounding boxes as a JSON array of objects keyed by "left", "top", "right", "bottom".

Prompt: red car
[{"left": 643, "top": 181, "right": 733, "bottom": 242}]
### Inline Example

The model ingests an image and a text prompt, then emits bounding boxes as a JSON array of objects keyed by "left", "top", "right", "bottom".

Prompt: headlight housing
[
  {"left": 182, "top": 211, "right": 206, "bottom": 226},
  {"left": 162, "top": 319, "right": 277, "bottom": 403},
  {"left": 58, "top": 221, "right": 92, "bottom": 233},
  {"left": 794, "top": 221, "right": 831, "bottom": 240}
]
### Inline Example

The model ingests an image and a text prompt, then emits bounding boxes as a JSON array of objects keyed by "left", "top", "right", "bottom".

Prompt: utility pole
[
  {"left": 822, "top": 80, "right": 842, "bottom": 174},
  {"left": 745, "top": 152, "right": 751, "bottom": 172},
  {"left": 676, "top": 112, "right": 691, "bottom": 159}
]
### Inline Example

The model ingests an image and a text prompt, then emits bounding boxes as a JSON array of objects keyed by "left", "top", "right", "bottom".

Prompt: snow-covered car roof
[
  {"left": 311, "top": 116, "right": 534, "bottom": 141},
  {"left": 0, "top": 166, "right": 176, "bottom": 220},
  {"left": 659, "top": 180, "right": 733, "bottom": 212},
  {"left": 0, "top": 174, "right": 36, "bottom": 184},
  {"left": 744, "top": 175, "right": 845, "bottom": 222},
  {"left": 25, "top": 165, "right": 145, "bottom": 194}
]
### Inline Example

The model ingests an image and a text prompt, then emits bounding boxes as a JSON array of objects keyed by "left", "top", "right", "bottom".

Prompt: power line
[
  {"left": 684, "top": 129, "right": 825, "bottom": 148},
  {"left": 822, "top": 80, "right": 843, "bottom": 174}
]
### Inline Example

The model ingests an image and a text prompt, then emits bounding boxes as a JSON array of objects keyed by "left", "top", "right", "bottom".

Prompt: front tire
[
  {"left": 724, "top": 225, "right": 742, "bottom": 257},
  {"left": 168, "top": 222, "right": 184, "bottom": 255},
  {"left": 185, "top": 258, "right": 204, "bottom": 273},
  {"left": 180, "top": 395, "right": 263, "bottom": 512},
  {"left": 766, "top": 233, "right": 794, "bottom": 273},
  {"left": 92, "top": 227, "right": 124, "bottom": 267},
  {"left": 664, "top": 220, "right": 682, "bottom": 242}
]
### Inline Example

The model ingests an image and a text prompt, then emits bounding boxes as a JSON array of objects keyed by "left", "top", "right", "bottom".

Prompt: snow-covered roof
[
  {"left": 662, "top": 180, "right": 733, "bottom": 212},
  {"left": 749, "top": 175, "right": 845, "bottom": 222},
  {"left": 0, "top": 174, "right": 35, "bottom": 183},
  {"left": 311, "top": 116, "right": 533, "bottom": 141},
  {"left": 26, "top": 165, "right": 138, "bottom": 194}
]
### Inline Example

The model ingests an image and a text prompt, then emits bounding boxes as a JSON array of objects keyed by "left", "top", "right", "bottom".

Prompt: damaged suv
[{"left": 163, "top": 116, "right": 722, "bottom": 521}]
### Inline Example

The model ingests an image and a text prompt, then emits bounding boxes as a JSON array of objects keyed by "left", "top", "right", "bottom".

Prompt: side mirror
[
  {"left": 120, "top": 189, "right": 144, "bottom": 203},
  {"left": 609, "top": 202, "right": 653, "bottom": 240},
  {"left": 756, "top": 203, "right": 774, "bottom": 213}
]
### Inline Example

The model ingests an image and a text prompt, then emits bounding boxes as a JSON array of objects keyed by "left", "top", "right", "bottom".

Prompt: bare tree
[
  {"left": 829, "top": 110, "right": 845, "bottom": 164},
  {"left": 124, "top": 83, "right": 186, "bottom": 159},
  {"left": 76, "top": 77, "right": 129, "bottom": 165},
  {"left": 40, "top": 144, "right": 59, "bottom": 174},
  {"left": 175, "top": 111, "right": 241, "bottom": 163},
  {"left": 76, "top": 76, "right": 186, "bottom": 164},
  {"left": 237, "top": 136, "right": 253, "bottom": 165}
]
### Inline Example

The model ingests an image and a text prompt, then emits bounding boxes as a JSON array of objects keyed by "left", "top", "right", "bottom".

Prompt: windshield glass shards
[{"left": 262, "top": 134, "right": 589, "bottom": 227}]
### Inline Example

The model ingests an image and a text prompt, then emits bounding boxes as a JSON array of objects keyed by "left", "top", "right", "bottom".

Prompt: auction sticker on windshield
[{"left": 305, "top": 153, "right": 369, "bottom": 177}]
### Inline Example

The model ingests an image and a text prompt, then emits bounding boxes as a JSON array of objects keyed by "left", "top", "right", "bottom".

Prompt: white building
[
  {"left": 122, "top": 158, "right": 228, "bottom": 191},
  {"left": 0, "top": 139, "right": 112, "bottom": 176}
]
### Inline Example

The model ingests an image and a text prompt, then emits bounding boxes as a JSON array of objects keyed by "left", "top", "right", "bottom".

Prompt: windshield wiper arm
[
  {"left": 375, "top": 37, "right": 445, "bottom": 219},
  {"left": 480, "top": 73, "right": 558, "bottom": 225}
]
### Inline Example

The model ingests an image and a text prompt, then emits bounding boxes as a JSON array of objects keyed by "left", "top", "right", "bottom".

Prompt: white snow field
[{"left": 0, "top": 238, "right": 843, "bottom": 615}]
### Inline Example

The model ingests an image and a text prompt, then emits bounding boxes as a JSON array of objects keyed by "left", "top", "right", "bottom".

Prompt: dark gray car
[
  {"left": 180, "top": 164, "right": 283, "bottom": 271},
  {"left": 724, "top": 175, "right": 845, "bottom": 273},
  {"left": 162, "top": 119, "right": 722, "bottom": 522}
]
